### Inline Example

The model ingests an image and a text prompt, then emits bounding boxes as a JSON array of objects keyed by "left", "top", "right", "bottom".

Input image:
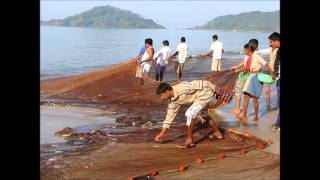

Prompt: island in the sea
[
  {"left": 41, "top": 5, "right": 165, "bottom": 29},
  {"left": 190, "top": 10, "right": 279, "bottom": 32}
]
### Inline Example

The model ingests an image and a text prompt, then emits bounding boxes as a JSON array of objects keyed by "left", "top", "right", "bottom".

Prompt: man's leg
[
  {"left": 211, "top": 59, "right": 217, "bottom": 73},
  {"left": 217, "top": 59, "right": 221, "bottom": 72},
  {"left": 275, "top": 113, "right": 280, "bottom": 128},
  {"left": 236, "top": 96, "right": 241, "bottom": 112},
  {"left": 266, "top": 84, "right": 271, "bottom": 110},
  {"left": 277, "top": 79, "right": 280, "bottom": 107},
  {"left": 159, "top": 66, "right": 165, "bottom": 82},
  {"left": 159, "top": 72, "right": 163, "bottom": 82},
  {"left": 240, "top": 93, "right": 250, "bottom": 120},
  {"left": 205, "top": 116, "right": 223, "bottom": 138},
  {"left": 174, "top": 61, "right": 180, "bottom": 82},
  {"left": 231, "top": 78, "right": 244, "bottom": 115},
  {"left": 186, "top": 118, "right": 195, "bottom": 144},
  {"left": 179, "top": 63, "right": 184, "bottom": 80},
  {"left": 253, "top": 97, "right": 259, "bottom": 121},
  {"left": 275, "top": 79, "right": 280, "bottom": 129}
]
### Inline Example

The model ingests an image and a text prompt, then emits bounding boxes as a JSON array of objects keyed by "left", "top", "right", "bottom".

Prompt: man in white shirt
[
  {"left": 207, "top": 35, "right": 224, "bottom": 72},
  {"left": 153, "top": 40, "right": 172, "bottom": 82},
  {"left": 171, "top": 37, "right": 189, "bottom": 82}
]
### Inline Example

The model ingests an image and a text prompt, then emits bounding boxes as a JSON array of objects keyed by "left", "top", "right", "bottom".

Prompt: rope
[{"left": 130, "top": 126, "right": 271, "bottom": 179}]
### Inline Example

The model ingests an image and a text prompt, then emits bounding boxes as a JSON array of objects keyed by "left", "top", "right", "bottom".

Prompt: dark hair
[
  {"left": 156, "top": 83, "right": 173, "bottom": 95},
  {"left": 244, "top": 43, "right": 249, "bottom": 49},
  {"left": 163, "top": 40, "right": 169, "bottom": 46},
  {"left": 212, "top": 35, "right": 218, "bottom": 40},
  {"left": 268, "top": 32, "right": 280, "bottom": 41},
  {"left": 248, "top": 39, "right": 258, "bottom": 47},
  {"left": 146, "top": 38, "right": 153, "bottom": 46},
  {"left": 248, "top": 39, "right": 258, "bottom": 52},
  {"left": 181, "top": 37, "right": 186, "bottom": 42},
  {"left": 248, "top": 42, "right": 258, "bottom": 52},
  {"left": 144, "top": 39, "right": 148, "bottom": 44}
]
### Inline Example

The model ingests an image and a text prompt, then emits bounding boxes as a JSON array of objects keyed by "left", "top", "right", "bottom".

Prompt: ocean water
[{"left": 40, "top": 26, "right": 272, "bottom": 79}]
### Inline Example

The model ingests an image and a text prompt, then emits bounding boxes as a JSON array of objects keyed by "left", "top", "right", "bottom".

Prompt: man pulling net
[{"left": 154, "top": 80, "right": 226, "bottom": 148}]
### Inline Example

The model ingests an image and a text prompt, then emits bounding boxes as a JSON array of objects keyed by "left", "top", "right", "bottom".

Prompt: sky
[{"left": 41, "top": 1, "right": 280, "bottom": 29}]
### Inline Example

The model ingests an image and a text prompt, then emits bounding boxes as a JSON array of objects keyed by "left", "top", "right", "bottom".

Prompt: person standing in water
[
  {"left": 135, "top": 38, "right": 154, "bottom": 85},
  {"left": 206, "top": 35, "right": 224, "bottom": 73},
  {"left": 153, "top": 40, "right": 172, "bottom": 82},
  {"left": 171, "top": 37, "right": 189, "bottom": 82},
  {"left": 229, "top": 43, "right": 250, "bottom": 116},
  {"left": 238, "top": 39, "right": 273, "bottom": 122}
]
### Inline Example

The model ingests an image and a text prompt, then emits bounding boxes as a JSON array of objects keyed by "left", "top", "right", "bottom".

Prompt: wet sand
[{"left": 40, "top": 105, "right": 279, "bottom": 180}]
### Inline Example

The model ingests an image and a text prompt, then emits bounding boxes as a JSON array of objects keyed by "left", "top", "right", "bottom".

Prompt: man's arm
[
  {"left": 206, "top": 50, "right": 213, "bottom": 57},
  {"left": 154, "top": 102, "right": 181, "bottom": 142},
  {"left": 230, "top": 63, "right": 245, "bottom": 72},
  {"left": 265, "top": 63, "right": 274, "bottom": 75},
  {"left": 135, "top": 54, "right": 143, "bottom": 61},
  {"left": 170, "top": 51, "right": 179, "bottom": 59},
  {"left": 153, "top": 50, "right": 161, "bottom": 61},
  {"left": 272, "top": 49, "right": 280, "bottom": 79}
]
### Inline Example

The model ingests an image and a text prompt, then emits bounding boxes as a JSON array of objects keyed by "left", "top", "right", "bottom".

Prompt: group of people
[
  {"left": 132, "top": 32, "right": 280, "bottom": 147},
  {"left": 134, "top": 37, "right": 189, "bottom": 85},
  {"left": 230, "top": 32, "right": 280, "bottom": 132},
  {"left": 134, "top": 35, "right": 225, "bottom": 85}
]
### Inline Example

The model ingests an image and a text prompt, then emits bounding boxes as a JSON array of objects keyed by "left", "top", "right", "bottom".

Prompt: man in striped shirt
[{"left": 154, "top": 80, "right": 223, "bottom": 147}]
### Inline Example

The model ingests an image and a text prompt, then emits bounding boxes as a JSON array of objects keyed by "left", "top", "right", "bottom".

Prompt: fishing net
[{"left": 41, "top": 56, "right": 237, "bottom": 107}]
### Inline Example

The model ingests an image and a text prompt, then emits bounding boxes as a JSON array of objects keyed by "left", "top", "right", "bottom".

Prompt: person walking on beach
[
  {"left": 170, "top": 37, "right": 189, "bottom": 82},
  {"left": 237, "top": 39, "right": 274, "bottom": 122},
  {"left": 135, "top": 38, "right": 154, "bottom": 85},
  {"left": 153, "top": 40, "right": 172, "bottom": 82},
  {"left": 206, "top": 35, "right": 224, "bottom": 72},
  {"left": 229, "top": 43, "right": 250, "bottom": 116},
  {"left": 154, "top": 80, "right": 223, "bottom": 148},
  {"left": 268, "top": 32, "right": 280, "bottom": 132}
]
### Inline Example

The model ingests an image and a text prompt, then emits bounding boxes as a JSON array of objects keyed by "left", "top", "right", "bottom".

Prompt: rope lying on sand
[{"left": 129, "top": 125, "right": 271, "bottom": 180}]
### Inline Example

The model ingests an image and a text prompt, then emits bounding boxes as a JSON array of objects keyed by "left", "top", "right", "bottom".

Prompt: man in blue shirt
[{"left": 135, "top": 39, "right": 148, "bottom": 63}]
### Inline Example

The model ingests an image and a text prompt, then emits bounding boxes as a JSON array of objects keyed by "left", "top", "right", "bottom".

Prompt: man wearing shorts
[
  {"left": 171, "top": 37, "right": 189, "bottom": 82},
  {"left": 135, "top": 38, "right": 154, "bottom": 85},
  {"left": 207, "top": 35, "right": 224, "bottom": 72},
  {"left": 154, "top": 80, "right": 223, "bottom": 147}
]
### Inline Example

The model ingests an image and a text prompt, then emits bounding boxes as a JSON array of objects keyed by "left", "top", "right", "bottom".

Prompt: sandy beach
[{"left": 40, "top": 96, "right": 279, "bottom": 180}]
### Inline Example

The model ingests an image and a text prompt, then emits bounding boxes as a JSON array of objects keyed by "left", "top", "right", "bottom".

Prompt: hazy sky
[{"left": 41, "top": 1, "right": 280, "bottom": 29}]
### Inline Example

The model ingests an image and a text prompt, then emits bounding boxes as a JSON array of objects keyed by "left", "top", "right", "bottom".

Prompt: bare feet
[
  {"left": 252, "top": 117, "right": 259, "bottom": 121},
  {"left": 213, "top": 130, "right": 223, "bottom": 139},
  {"left": 176, "top": 138, "right": 196, "bottom": 148},
  {"left": 230, "top": 109, "right": 240, "bottom": 116},
  {"left": 237, "top": 115, "right": 247, "bottom": 121},
  {"left": 176, "top": 143, "right": 196, "bottom": 149}
]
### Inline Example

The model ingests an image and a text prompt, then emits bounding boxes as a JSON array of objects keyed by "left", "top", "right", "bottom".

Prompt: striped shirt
[{"left": 162, "top": 80, "right": 216, "bottom": 129}]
